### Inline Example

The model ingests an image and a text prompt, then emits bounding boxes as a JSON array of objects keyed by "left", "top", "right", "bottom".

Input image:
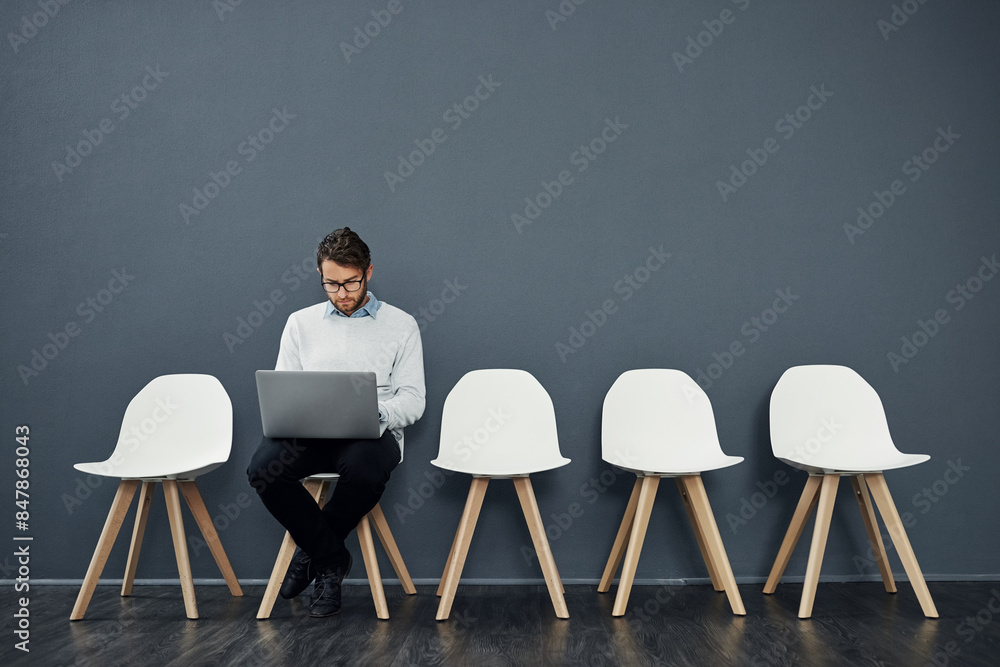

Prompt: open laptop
[{"left": 256, "top": 370, "right": 382, "bottom": 439}]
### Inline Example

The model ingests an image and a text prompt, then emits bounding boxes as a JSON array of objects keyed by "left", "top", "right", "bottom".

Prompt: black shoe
[
  {"left": 279, "top": 547, "right": 315, "bottom": 600},
  {"left": 310, "top": 553, "right": 352, "bottom": 617}
]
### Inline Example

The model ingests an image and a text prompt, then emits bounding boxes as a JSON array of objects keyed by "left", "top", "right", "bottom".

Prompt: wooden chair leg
[
  {"left": 257, "top": 530, "right": 297, "bottom": 619},
  {"left": 258, "top": 478, "right": 331, "bottom": 619},
  {"left": 865, "top": 473, "right": 938, "bottom": 618},
  {"left": 70, "top": 480, "right": 140, "bottom": 620},
  {"left": 436, "top": 477, "right": 489, "bottom": 620},
  {"left": 850, "top": 475, "right": 896, "bottom": 593},
  {"left": 122, "top": 481, "right": 155, "bottom": 597},
  {"left": 161, "top": 480, "right": 198, "bottom": 619},
  {"left": 369, "top": 503, "right": 417, "bottom": 595},
  {"left": 799, "top": 474, "right": 839, "bottom": 618},
  {"left": 679, "top": 475, "right": 745, "bottom": 615},
  {"left": 436, "top": 524, "right": 461, "bottom": 597},
  {"left": 764, "top": 474, "right": 822, "bottom": 594},
  {"left": 676, "top": 476, "right": 723, "bottom": 592},
  {"left": 513, "top": 476, "right": 569, "bottom": 619},
  {"left": 612, "top": 475, "right": 659, "bottom": 616},
  {"left": 357, "top": 514, "right": 388, "bottom": 619},
  {"left": 308, "top": 478, "right": 332, "bottom": 506},
  {"left": 598, "top": 476, "right": 641, "bottom": 593},
  {"left": 178, "top": 481, "right": 243, "bottom": 597}
]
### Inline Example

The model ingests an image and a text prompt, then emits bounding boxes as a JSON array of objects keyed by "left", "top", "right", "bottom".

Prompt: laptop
[{"left": 256, "top": 370, "right": 382, "bottom": 439}]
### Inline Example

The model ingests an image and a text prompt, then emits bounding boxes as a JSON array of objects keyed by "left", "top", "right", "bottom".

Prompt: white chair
[
  {"left": 256, "top": 473, "right": 416, "bottom": 620},
  {"left": 598, "top": 369, "right": 746, "bottom": 616},
  {"left": 70, "top": 374, "right": 242, "bottom": 620},
  {"left": 432, "top": 369, "right": 571, "bottom": 620},
  {"left": 763, "top": 365, "right": 938, "bottom": 618}
]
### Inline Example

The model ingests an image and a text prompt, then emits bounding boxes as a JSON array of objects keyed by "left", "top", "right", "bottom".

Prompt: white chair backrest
[
  {"left": 432, "top": 369, "right": 570, "bottom": 476},
  {"left": 100, "top": 374, "right": 233, "bottom": 478},
  {"left": 602, "top": 369, "right": 741, "bottom": 473},
  {"left": 769, "top": 365, "right": 913, "bottom": 471}
]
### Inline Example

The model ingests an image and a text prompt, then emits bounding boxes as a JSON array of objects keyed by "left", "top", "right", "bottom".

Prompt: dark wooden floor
[{"left": 2, "top": 582, "right": 998, "bottom": 666}]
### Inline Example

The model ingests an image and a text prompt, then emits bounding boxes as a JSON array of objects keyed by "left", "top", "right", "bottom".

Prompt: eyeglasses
[{"left": 322, "top": 279, "right": 364, "bottom": 293}]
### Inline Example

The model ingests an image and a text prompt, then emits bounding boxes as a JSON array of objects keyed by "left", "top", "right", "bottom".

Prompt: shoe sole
[
  {"left": 309, "top": 607, "right": 341, "bottom": 618},
  {"left": 279, "top": 584, "right": 313, "bottom": 600}
]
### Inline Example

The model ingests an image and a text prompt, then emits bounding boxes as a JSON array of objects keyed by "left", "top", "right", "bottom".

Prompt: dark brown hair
[{"left": 316, "top": 227, "right": 371, "bottom": 273}]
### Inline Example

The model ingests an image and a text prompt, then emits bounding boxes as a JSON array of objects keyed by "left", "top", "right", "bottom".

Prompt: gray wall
[{"left": 2, "top": 1, "right": 998, "bottom": 587}]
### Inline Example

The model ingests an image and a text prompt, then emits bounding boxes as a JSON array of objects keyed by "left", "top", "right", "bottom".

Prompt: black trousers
[{"left": 246, "top": 430, "right": 400, "bottom": 571}]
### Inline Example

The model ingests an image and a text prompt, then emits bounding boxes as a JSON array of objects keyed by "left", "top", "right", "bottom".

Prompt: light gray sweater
[{"left": 275, "top": 298, "right": 425, "bottom": 454}]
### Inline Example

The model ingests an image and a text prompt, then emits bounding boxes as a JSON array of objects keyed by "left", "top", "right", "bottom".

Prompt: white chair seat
[
  {"left": 433, "top": 369, "right": 571, "bottom": 621},
  {"left": 611, "top": 453, "right": 743, "bottom": 477},
  {"left": 73, "top": 460, "right": 225, "bottom": 480},
  {"left": 71, "top": 374, "right": 241, "bottom": 621},
  {"left": 776, "top": 451, "right": 930, "bottom": 475},
  {"left": 601, "top": 368, "right": 744, "bottom": 473},
  {"left": 432, "top": 369, "right": 570, "bottom": 477},
  {"left": 598, "top": 369, "right": 745, "bottom": 617},
  {"left": 764, "top": 365, "right": 938, "bottom": 619},
  {"left": 430, "top": 457, "right": 570, "bottom": 477}
]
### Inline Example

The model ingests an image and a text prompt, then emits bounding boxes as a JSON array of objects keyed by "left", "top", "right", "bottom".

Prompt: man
[{"left": 248, "top": 227, "right": 425, "bottom": 617}]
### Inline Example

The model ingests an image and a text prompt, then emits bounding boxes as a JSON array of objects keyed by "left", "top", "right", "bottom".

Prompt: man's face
[{"left": 318, "top": 260, "right": 373, "bottom": 316}]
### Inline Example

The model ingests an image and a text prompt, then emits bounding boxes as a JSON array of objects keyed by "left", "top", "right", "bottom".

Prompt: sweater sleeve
[
  {"left": 274, "top": 315, "right": 303, "bottom": 371},
  {"left": 378, "top": 323, "right": 425, "bottom": 431}
]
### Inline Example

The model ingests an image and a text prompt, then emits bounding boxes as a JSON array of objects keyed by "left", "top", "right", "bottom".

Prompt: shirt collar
[{"left": 324, "top": 291, "right": 381, "bottom": 319}]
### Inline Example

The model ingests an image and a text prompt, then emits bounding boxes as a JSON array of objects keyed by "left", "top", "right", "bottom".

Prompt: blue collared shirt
[{"left": 323, "top": 291, "right": 382, "bottom": 319}]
